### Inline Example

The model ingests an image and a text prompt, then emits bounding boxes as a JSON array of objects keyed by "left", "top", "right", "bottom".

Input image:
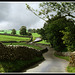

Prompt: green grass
[
  {"left": 67, "top": 66, "right": 75, "bottom": 73},
  {"left": 54, "top": 53, "right": 69, "bottom": 61},
  {"left": 32, "top": 33, "right": 50, "bottom": 45},
  {"left": 3, "top": 42, "right": 43, "bottom": 50},
  {"left": 0, "top": 35, "right": 30, "bottom": 41},
  {"left": 37, "top": 40, "right": 50, "bottom": 45},
  {"left": 0, "top": 56, "right": 44, "bottom": 73},
  {"left": 0, "top": 30, "right": 12, "bottom": 34},
  {"left": 32, "top": 33, "right": 41, "bottom": 40}
]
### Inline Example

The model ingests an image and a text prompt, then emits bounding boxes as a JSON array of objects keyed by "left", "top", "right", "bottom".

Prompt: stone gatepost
[{"left": 69, "top": 51, "right": 75, "bottom": 67}]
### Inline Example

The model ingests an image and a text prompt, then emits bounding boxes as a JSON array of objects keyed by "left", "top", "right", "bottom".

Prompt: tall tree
[
  {"left": 26, "top": 2, "right": 75, "bottom": 52},
  {"left": 20, "top": 26, "right": 27, "bottom": 35},
  {"left": 11, "top": 29, "right": 16, "bottom": 35},
  {"left": 61, "top": 19, "right": 75, "bottom": 52}
]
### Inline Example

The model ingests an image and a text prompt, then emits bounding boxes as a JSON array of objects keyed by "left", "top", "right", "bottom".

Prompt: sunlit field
[{"left": 0, "top": 35, "right": 30, "bottom": 41}]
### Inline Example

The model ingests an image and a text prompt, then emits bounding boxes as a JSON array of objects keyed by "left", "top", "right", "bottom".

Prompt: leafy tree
[
  {"left": 61, "top": 19, "right": 75, "bottom": 52},
  {"left": 20, "top": 26, "right": 27, "bottom": 35},
  {"left": 38, "top": 16, "right": 74, "bottom": 52},
  {"left": 26, "top": 2, "right": 75, "bottom": 52},
  {"left": 11, "top": 29, "right": 16, "bottom": 35},
  {"left": 28, "top": 29, "right": 37, "bottom": 33},
  {"left": 26, "top": 2, "right": 75, "bottom": 21}
]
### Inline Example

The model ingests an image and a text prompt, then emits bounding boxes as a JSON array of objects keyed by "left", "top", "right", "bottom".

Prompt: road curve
[{"left": 23, "top": 46, "right": 69, "bottom": 73}]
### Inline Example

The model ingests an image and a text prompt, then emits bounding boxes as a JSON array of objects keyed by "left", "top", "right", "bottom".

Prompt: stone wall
[
  {"left": 0, "top": 42, "right": 48, "bottom": 61},
  {"left": 55, "top": 51, "right": 71, "bottom": 57},
  {"left": 69, "top": 51, "right": 75, "bottom": 67},
  {"left": 0, "top": 42, "right": 42, "bottom": 61}
]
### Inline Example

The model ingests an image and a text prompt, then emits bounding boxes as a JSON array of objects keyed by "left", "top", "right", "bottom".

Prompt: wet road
[{"left": 23, "top": 46, "right": 69, "bottom": 73}]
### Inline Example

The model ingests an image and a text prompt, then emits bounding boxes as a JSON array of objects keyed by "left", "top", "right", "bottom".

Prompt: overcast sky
[
  {"left": 0, "top": 2, "right": 46, "bottom": 30},
  {"left": 0, "top": 2, "right": 74, "bottom": 30}
]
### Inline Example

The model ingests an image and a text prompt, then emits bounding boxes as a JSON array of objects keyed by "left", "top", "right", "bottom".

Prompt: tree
[
  {"left": 11, "top": 29, "right": 16, "bottom": 35},
  {"left": 26, "top": 2, "right": 75, "bottom": 52},
  {"left": 20, "top": 26, "right": 27, "bottom": 35},
  {"left": 61, "top": 19, "right": 75, "bottom": 52},
  {"left": 26, "top": 2, "right": 75, "bottom": 21},
  {"left": 38, "top": 15, "right": 74, "bottom": 52},
  {"left": 28, "top": 29, "right": 32, "bottom": 33}
]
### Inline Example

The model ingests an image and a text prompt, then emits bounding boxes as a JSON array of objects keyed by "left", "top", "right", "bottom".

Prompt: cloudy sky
[
  {"left": 0, "top": 2, "right": 74, "bottom": 30},
  {"left": 0, "top": 2, "right": 46, "bottom": 30}
]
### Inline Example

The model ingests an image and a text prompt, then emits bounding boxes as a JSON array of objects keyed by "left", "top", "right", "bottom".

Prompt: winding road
[{"left": 22, "top": 46, "right": 69, "bottom": 73}]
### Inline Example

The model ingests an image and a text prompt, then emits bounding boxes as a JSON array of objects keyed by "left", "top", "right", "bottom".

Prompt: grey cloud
[
  {"left": 0, "top": 3, "right": 42, "bottom": 30},
  {"left": 0, "top": 3, "right": 11, "bottom": 22},
  {"left": 0, "top": 2, "right": 47, "bottom": 30}
]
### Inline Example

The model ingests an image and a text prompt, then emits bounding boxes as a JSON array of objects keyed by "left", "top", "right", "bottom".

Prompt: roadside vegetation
[
  {"left": 54, "top": 53, "right": 75, "bottom": 73},
  {"left": 54, "top": 53, "right": 69, "bottom": 61},
  {"left": 0, "top": 56, "right": 43, "bottom": 72}
]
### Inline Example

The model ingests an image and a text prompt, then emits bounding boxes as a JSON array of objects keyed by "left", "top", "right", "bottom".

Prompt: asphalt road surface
[{"left": 23, "top": 46, "right": 69, "bottom": 73}]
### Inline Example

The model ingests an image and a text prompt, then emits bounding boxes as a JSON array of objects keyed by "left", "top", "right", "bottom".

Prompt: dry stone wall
[
  {"left": 0, "top": 42, "right": 42, "bottom": 61},
  {"left": 55, "top": 51, "right": 71, "bottom": 57},
  {"left": 69, "top": 51, "right": 75, "bottom": 67}
]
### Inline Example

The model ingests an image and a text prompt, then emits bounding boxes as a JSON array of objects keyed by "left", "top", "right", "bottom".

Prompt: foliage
[
  {"left": 38, "top": 16, "right": 70, "bottom": 52},
  {"left": 67, "top": 66, "right": 75, "bottom": 73},
  {"left": 28, "top": 29, "right": 37, "bottom": 33},
  {"left": 11, "top": 29, "right": 16, "bottom": 35},
  {"left": 27, "top": 32, "right": 32, "bottom": 36},
  {"left": 20, "top": 26, "right": 27, "bottom": 35},
  {"left": 26, "top": 2, "right": 75, "bottom": 52},
  {"left": 26, "top": 2, "right": 75, "bottom": 21},
  {"left": 0, "top": 56, "right": 43, "bottom": 72},
  {"left": 61, "top": 19, "right": 75, "bottom": 52}
]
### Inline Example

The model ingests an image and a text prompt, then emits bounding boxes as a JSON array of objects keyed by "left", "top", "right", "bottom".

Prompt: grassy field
[
  {"left": 3, "top": 42, "right": 43, "bottom": 50},
  {"left": 32, "top": 33, "right": 41, "bottom": 40},
  {"left": 32, "top": 33, "right": 50, "bottom": 45},
  {"left": 37, "top": 40, "right": 50, "bottom": 45},
  {"left": 0, "top": 30, "right": 18, "bottom": 34},
  {"left": 0, "top": 35, "right": 30, "bottom": 41}
]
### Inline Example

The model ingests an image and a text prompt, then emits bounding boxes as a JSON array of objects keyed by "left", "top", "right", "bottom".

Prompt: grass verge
[
  {"left": 54, "top": 53, "right": 69, "bottom": 61},
  {"left": 54, "top": 53, "right": 75, "bottom": 73},
  {"left": 67, "top": 66, "right": 75, "bottom": 73},
  {"left": 0, "top": 56, "right": 44, "bottom": 73}
]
